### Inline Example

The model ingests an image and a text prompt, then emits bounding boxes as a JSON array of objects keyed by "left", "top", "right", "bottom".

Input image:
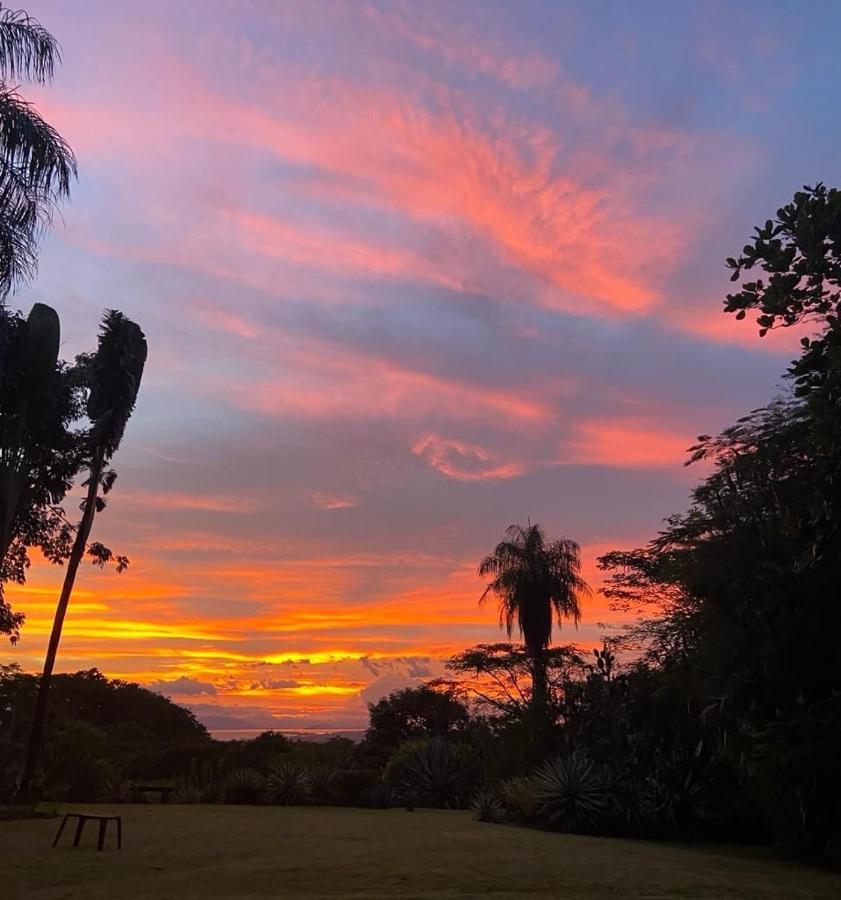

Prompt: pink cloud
[
  {"left": 563, "top": 417, "right": 694, "bottom": 469},
  {"left": 309, "top": 492, "right": 360, "bottom": 510},
  {"left": 411, "top": 434, "right": 525, "bottom": 481},
  {"left": 37, "top": 36, "right": 699, "bottom": 320},
  {"left": 217, "top": 333, "right": 555, "bottom": 426},
  {"left": 119, "top": 491, "right": 261, "bottom": 514}
]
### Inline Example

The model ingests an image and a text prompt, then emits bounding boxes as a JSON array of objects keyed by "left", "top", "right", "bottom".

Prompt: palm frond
[
  {"left": 0, "top": 84, "right": 76, "bottom": 292},
  {"left": 0, "top": 8, "right": 60, "bottom": 83},
  {"left": 0, "top": 207, "right": 35, "bottom": 290},
  {"left": 87, "top": 311, "right": 147, "bottom": 459},
  {"left": 0, "top": 87, "right": 75, "bottom": 193},
  {"left": 479, "top": 523, "right": 590, "bottom": 650}
]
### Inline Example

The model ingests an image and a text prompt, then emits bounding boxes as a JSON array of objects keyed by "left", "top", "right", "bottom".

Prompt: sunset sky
[{"left": 7, "top": 0, "right": 840, "bottom": 735}]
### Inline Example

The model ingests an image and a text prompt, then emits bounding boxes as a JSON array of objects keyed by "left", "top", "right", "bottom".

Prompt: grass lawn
[{"left": 4, "top": 804, "right": 841, "bottom": 899}]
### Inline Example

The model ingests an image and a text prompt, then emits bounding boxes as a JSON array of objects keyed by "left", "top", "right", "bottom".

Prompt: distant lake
[{"left": 211, "top": 728, "right": 364, "bottom": 743}]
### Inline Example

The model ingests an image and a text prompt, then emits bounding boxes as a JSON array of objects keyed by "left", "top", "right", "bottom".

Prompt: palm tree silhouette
[
  {"left": 479, "top": 523, "right": 589, "bottom": 722},
  {"left": 0, "top": 7, "right": 76, "bottom": 295},
  {"left": 19, "top": 310, "right": 146, "bottom": 796}
]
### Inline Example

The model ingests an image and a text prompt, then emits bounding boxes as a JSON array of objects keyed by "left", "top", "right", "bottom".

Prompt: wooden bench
[
  {"left": 130, "top": 784, "right": 173, "bottom": 803},
  {"left": 52, "top": 813, "right": 122, "bottom": 851}
]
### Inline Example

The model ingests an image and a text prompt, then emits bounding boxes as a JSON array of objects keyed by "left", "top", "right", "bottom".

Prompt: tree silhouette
[
  {"left": 0, "top": 6, "right": 75, "bottom": 295},
  {"left": 19, "top": 310, "right": 146, "bottom": 797},
  {"left": 479, "top": 523, "right": 589, "bottom": 723},
  {"left": 0, "top": 303, "right": 83, "bottom": 641}
]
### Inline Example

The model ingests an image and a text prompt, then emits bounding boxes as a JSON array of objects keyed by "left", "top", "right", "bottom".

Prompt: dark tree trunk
[
  {"left": 528, "top": 647, "right": 552, "bottom": 757},
  {"left": 17, "top": 448, "right": 103, "bottom": 798}
]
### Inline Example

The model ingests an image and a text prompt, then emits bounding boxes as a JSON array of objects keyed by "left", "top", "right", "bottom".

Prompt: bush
[
  {"left": 41, "top": 721, "right": 118, "bottom": 802},
  {"left": 497, "top": 776, "right": 537, "bottom": 822},
  {"left": 366, "top": 782, "right": 395, "bottom": 809},
  {"left": 532, "top": 754, "right": 612, "bottom": 833},
  {"left": 385, "top": 736, "right": 479, "bottom": 809},
  {"left": 308, "top": 766, "right": 340, "bottom": 805},
  {"left": 472, "top": 789, "right": 505, "bottom": 823},
  {"left": 173, "top": 761, "right": 221, "bottom": 803},
  {"left": 644, "top": 742, "right": 719, "bottom": 838},
  {"left": 266, "top": 763, "right": 311, "bottom": 805},
  {"left": 333, "top": 768, "right": 380, "bottom": 806},
  {"left": 223, "top": 767, "right": 266, "bottom": 804}
]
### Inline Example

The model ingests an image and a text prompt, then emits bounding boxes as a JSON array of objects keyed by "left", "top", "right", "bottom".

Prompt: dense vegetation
[
  {"left": 3, "top": 187, "right": 840, "bottom": 871},
  {"left": 0, "top": 4, "right": 837, "bottom": 871}
]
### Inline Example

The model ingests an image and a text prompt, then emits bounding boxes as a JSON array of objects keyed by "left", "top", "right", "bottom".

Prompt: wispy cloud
[{"left": 10, "top": 0, "right": 821, "bottom": 731}]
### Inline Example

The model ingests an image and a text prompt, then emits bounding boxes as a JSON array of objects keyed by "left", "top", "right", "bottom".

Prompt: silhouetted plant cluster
[
  {"left": 0, "top": 666, "right": 210, "bottom": 801},
  {"left": 1, "top": 34, "right": 838, "bottom": 869},
  {"left": 459, "top": 185, "right": 841, "bottom": 867}
]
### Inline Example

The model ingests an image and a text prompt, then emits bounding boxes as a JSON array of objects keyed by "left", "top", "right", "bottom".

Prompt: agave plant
[
  {"left": 391, "top": 736, "right": 477, "bottom": 809},
  {"left": 266, "top": 763, "right": 312, "bottom": 805},
  {"left": 645, "top": 741, "right": 716, "bottom": 837},
  {"left": 472, "top": 788, "right": 506, "bottom": 824},
  {"left": 223, "top": 767, "right": 266, "bottom": 805},
  {"left": 610, "top": 772, "right": 657, "bottom": 836},
  {"left": 307, "top": 765, "right": 340, "bottom": 805},
  {"left": 532, "top": 753, "right": 612, "bottom": 832},
  {"left": 173, "top": 762, "right": 221, "bottom": 804}
]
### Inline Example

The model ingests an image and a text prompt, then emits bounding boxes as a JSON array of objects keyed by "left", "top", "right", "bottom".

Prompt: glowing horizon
[{"left": 8, "top": 0, "right": 837, "bottom": 735}]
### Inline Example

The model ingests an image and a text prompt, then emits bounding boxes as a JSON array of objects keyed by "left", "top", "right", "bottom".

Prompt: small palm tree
[
  {"left": 18, "top": 310, "right": 146, "bottom": 796},
  {"left": 479, "top": 523, "right": 589, "bottom": 719},
  {"left": 0, "top": 7, "right": 76, "bottom": 295}
]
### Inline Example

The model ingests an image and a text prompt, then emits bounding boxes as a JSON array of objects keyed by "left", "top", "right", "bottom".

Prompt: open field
[{"left": 4, "top": 805, "right": 840, "bottom": 899}]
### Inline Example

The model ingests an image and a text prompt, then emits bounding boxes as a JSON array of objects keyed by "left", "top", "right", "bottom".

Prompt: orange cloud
[{"left": 9, "top": 535, "right": 633, "bottom": 731}]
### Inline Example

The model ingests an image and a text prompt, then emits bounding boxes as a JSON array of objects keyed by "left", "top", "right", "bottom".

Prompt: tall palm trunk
[
  {"left": 529, "top": 648, "right": 548, "bottom": 717},
  {"left": 528, "top": 646, "right": 552, "bottom": 759},
  {"left": 17, "top": 446, "right": 104, "bottom": 797}
]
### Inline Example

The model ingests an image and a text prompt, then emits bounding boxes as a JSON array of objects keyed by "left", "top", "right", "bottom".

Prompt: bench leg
[
  {"left": 116, "top": 817, "right": 122, "bottom": 849},
  {"left": 97, "top": 818, "right": 107, "bottom": 851},
  {"left": 72, "top": 816, "right": 85, "bottom": 847},
  {"left": 52, "top": 814, "right": 70, "bottom": 848}
]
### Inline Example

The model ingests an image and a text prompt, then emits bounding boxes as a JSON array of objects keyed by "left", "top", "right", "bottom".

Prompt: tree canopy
[{"left": 0, "top": 7, "right": 75, "bottom": 294}]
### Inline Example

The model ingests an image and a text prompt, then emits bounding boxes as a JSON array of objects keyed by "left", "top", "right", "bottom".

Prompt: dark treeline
[
  {"left": 2, "top": 186, "right": 840, "bottom": 869},
  {"left": 1, "top": 8, "right": 838, "bottom": 866}
]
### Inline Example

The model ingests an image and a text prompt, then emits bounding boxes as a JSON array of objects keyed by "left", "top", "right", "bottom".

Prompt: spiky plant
[
  {"left": 173, "top": 763, "right": 221, "bottom": 805},
  {"left": 223, "top": 767, "right": 266, "bottom": 805},
  {"left": 307, "top": 765, "right": 341, "bottom": 805},
  {"left": 266, "top": 763, "right": 312, "bottom": 805},
  {"left": 472, "top": 788, "right": 506, "bottom": 824},
  {"left": 532, "top": 754, "right": 612, "bottom": 833},
  {"left": 392, "top": 736, "right": 477, "bottom": 809}
]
